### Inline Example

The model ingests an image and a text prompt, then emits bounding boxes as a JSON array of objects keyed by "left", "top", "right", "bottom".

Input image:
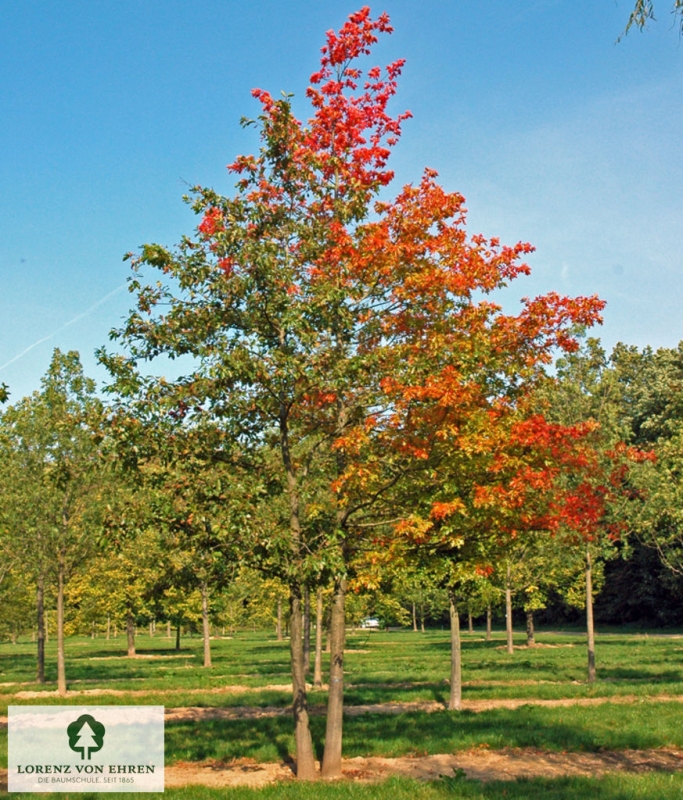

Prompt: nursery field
[{"left": 2, "top": 626, "right": 683, "bottom": 798}]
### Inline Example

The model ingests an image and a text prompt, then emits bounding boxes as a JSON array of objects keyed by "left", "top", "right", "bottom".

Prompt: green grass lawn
[
  {"left": 2, "top": 627, "right": 683, "bottom": 797},
  {"left": 6, "top": 773, "right": 683, "bottom": 800},
  {"left": 2, "top": 698, "right": 683, "bottom": 768},
  {"left": 1, "top": 627, "right": 682, "bottom": 710}
]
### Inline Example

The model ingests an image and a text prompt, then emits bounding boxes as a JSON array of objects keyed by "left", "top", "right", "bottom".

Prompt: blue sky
[{"left": 1, "top": 1, "right": 681, "bottom": 400}]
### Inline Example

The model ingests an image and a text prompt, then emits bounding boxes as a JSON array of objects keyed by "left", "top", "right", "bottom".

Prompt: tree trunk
[
  {"left": 280, "top": 398, "right": 318, "bottom": 780},
  {"left": 106, "top": 614, "right": 111, "bottom": 640},
  {"left": 276, "top": 597, "right": 283, "bottom": 641},
  {"left": 505, "top": 563, "right": 514, "bottom": 654},
  {"left": 526, "top": 609, "right": 535, "bottom": 646},
  {"left": 175, "top": 625, "right": 181, "bottom": 652},
  {"left": 36, "top": 576, "right": 45, "bottom": 684},
  {"left": 149, "top": 621, "right": 154, "bottom": 638},
  {"left": 126, "top": 610, "right": 136, "bottom": 657},
  {"left": 303, "top": 587, "right": 311, "bottom": 675},
  {"left": 448, "top": 590, "right": 462, "bottom": 711},
  {"left": 586, "top": 546, "right": 596, "bottom": 683},
  {"left": 314, "top": 588, "right": 324, "bottom": 689},
  {"left": 56, "top": 559, "right": 67, "bottom": 697},
  {"left": 201, "top": 581, "right": 212, "bottom": 668},
  {"left": 412, "top": 602, "right": 418, "bottom": 632},
  {"left": 290, "top": 588, "right": 317, "bottom": 780},
  {"left": 486, "top": 604, "right": 492, "bottom": 642},
  {"left": 321, "top": 577, "right": 346, "bottom": 779},
  {"left": 468, "top": 609, "right": 473, "bottom": 634}
]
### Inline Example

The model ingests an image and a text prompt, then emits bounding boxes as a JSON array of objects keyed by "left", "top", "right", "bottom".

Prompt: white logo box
[{"left": 8, "top": 706, "right": 164, "bottom": 793}]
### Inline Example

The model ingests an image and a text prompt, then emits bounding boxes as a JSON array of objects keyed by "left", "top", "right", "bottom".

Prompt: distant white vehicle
[{"left": 360, "top": 617, "right": 380, "bottom": 629}]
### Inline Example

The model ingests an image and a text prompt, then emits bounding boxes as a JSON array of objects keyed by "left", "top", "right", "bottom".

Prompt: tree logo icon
[{"left": 67, "top": 714, "right": 106, "bottom": 760}]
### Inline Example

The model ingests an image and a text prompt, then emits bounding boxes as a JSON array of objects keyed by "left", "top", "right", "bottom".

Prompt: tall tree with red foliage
[{"left": 102, "top": 8, "right": 604, "bottom": 779}]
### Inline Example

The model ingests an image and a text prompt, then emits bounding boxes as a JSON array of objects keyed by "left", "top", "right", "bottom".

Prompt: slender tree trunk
[
  {"left": 201, "top": 581, "right": 212, "bottom": 668},
  {"left": 505, "top": 563, "right": 514, "bottom": 654},
  {"left": 175, "top": 625, "right": 181, "bottom": 652},
  {"left": 586, "top": 546, "right": 596, "bottom": 683},
  {"left": 280, "top": 400, "right": 317, "bottom": 780},
  {"left": 149, "top": 621, "right": 154, "bottom": 638},
  {"left": 448, "top": 590, "right": 462, "bottom": 711},
  {"left": 314, "top": 588, "right": 323, "bottom": 689},
  {"left": 126, "top": 610, "right": 136, "bottom": 657},
  {"left": 486, "top": 604, "right": 492, "bottom": 642},
  {"left": 303, "top": 587, "right": 311, "bottom": 675},
  {"left": 106, "top": 614, "right": 111, "bottom": 640},
  {"left": 321, "top": 577, "right": 346, "bottom": 779},
  {"left": 468, "top": 609, "right": 474, "bottom": 634},
  {"left": 36, "top": 576, "right": 45, "bottom": 684},
  {"left": 276, "top": 597, "right": 283, "bottom": 641},
  {"left": 412, "top": 602, "right": 418, "bottom": 632},
  {"left": 526, "top": 610, "right": 535, "bottom": 646},
  {"left": 290, "top": 588, "right": 317, "bottom": 780},
  {"left": 56, "top": 559, "right": 66, "bottom": 697}
]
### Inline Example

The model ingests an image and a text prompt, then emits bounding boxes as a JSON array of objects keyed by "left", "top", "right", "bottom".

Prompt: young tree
[
  {"left": 100, "top": 8, "right": 603, "bottom": 777},
  {"left": 545, "top": 338, "right": 654, "bottom": 681},
  {"left": 0, "top": 350, "right": 104, "bottom": 694}
]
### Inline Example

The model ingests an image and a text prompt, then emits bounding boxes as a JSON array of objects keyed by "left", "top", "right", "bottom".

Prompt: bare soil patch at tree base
[
  {"left": 11, "top": 683, "right": 294, "bottom": 699},
  {"left": 88, "top": 654, "right": 196, "bottom": 661},
  {"left": 5, "top": 693, "right": 683, "bottom": 724},
  {"left": 1, "top": 747, "right": 681, "bottom": 791},
  {"left": 163, "top": 693, "right": 683, "bottom": 722},
  {"left": 163, "top": 747, "right": 683, "bottom": 787},
  {"left": 495, "top": 643, "right": 576, "bottom": 651}
]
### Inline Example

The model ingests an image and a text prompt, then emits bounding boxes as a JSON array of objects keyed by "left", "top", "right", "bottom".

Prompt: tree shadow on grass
[
  {"left": 340, "top": 706, "right": 677, "bottom": 756},
  {"left": 599, "top": 666, "right": 683, "bottom": 682},
  {"left": 166, "top": 717, "right": 299, "bottom": 765},
  {"left": 165, "top": 702, "right": 676, "bottom": 767}
]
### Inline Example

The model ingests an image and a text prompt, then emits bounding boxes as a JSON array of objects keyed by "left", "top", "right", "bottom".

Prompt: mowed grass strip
[
  {"left": 161, "top": 701, "right": 683, "bottom": 764},
  {"left": 7, "top": 773, "right": 683, "bottom": 800},
  {"left": 1, "top": 629, "right": 683, "bottom": 712},
  {"left": 3, "top": 700, "right": 683, "bottom": 768}
]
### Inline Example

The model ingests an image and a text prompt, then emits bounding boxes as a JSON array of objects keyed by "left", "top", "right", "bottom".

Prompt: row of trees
[{"left": 2, "top": 6, "right": 681, "bottom": 781}]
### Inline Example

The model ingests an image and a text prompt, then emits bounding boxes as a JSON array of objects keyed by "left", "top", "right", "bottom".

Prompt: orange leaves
[
  {"left": 431, "top": 499, "right": 465, "bottom": 521},
  {"left": 498, "top": 292, "right": 607, "bottom": 356}
]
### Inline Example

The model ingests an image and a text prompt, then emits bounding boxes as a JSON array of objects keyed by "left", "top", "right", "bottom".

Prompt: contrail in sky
[{"left": 0, "top": 283, "right": 128, "bottom": 372}]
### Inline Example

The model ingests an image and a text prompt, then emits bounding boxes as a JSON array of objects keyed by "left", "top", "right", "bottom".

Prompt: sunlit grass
[{"left": 7, "top": 773, "right": 683, "bottom": 800}]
